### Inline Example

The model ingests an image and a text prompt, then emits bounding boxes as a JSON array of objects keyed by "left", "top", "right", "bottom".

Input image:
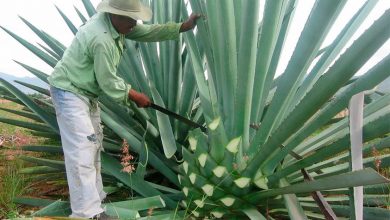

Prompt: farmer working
[{"left": 48, "top": 0, "right": 200, "bottom": 219}]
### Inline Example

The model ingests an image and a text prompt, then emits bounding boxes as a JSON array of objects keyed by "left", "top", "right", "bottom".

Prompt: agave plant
[{"left": 1, "top": 0, "right": 389, "bottom": 219}]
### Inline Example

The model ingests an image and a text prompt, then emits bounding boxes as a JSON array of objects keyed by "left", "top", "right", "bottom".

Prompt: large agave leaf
[
  {"left": 14, "top": 80, "right": 50, "bottom": 96},
  {"left": 247, "top": 168, "right": 388, "bottom": 201},
  {"left": 292, "top": 0, "right": 378, "bottom": 107},
  {"left": 251, "top": 0, "right": 348, "bottom": 150},
  {"left": 263, "top": 53, "right": 390, "bottom": 172},
  {"left": 32, "top": 200, "right": 72, "bottom": 217},
  {"left": 19, "top": 16, "right": 65, "bottom": 58},
  {"left": 234, "top": 0, "right": 261, "bottom": 148},
  {"left": 0, "top": 26, "right": 58, "bottom": 67},
  {"left": 246, "top": 8, "right": 390, "bottom": 175},
  {"left": 55, "top": 6, "right": 78, "bottom": 35},
  {"left": 0, "top": 106, "right": 43, "bottom": 122},
  {"left": 150, "top": 84, "right": 177, "bottom": 158},
  {"left": 0, "top": 78, "right": 58, "bottom": 132},
  {"left": 14, "top": 61, "right": 50, "bottom": 84}
]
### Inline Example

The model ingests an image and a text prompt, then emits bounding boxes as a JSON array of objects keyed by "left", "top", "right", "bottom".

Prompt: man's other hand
[
  {"left": 180, "top": 13, "right": 202, "bottom": 32},
  {"left": 128, "top": 89, "right": 151, "bottom": 108}
]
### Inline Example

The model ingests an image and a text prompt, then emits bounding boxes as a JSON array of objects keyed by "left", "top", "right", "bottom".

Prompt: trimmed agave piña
[{"left": 0, "top": 0, "right": 389, "bottom": 219}]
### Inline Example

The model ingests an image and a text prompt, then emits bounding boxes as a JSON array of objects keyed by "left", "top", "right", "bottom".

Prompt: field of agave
[{"left": 0, "top": 0, "right": 389, "bottom": 219}]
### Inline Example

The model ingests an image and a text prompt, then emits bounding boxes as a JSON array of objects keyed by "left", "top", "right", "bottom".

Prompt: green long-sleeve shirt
[{"left": 48, "top": 12, "right": 181, "bottom": 105}]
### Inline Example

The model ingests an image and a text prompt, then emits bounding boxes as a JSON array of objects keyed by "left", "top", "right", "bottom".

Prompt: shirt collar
[{"left": 102, "top": 12, "right": 121, "bottom": 40}]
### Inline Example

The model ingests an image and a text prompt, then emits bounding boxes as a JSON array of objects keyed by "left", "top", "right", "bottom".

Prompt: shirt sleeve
[
  {"left": 93, "top": 42, "right": 132, "bottom": 105},
  {"left": 125, "top": 22, "right": 183, "bottom": 42}
]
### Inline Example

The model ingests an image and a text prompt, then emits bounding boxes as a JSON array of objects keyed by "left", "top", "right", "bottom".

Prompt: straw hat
[{"left": 96, "top": 0, "right": 152, "bottom": 21}]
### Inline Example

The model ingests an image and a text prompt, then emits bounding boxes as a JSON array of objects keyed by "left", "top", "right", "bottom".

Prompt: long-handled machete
[{"left": 150, "top": 103, "right": 207, "bottom": 132}]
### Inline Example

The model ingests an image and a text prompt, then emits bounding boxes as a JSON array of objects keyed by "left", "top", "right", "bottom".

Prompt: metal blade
[{"left": 150, "top": 103, "right": 206, "bottom": 132}]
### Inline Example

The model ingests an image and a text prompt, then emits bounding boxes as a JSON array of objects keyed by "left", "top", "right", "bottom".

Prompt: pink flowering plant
[{"left": 120, "top": 140, "right": 135, "bottom": 174}]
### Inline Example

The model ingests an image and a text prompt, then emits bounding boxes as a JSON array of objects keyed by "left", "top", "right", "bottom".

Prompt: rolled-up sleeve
[
  {"left": 125, "top": 22, "right": 182, "bottom": 42},
  {"left": 93, "top": 43, "right": 131, "bottom": 105}
]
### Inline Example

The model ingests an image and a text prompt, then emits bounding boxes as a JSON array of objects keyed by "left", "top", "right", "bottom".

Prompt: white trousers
[{"left": 50, "top": 86, "right": 106, "bottom": 218}]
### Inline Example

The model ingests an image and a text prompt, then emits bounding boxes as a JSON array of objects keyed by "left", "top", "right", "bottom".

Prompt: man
[{"left": 48, "top": 0, "right": 200, "bottom": 218}]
